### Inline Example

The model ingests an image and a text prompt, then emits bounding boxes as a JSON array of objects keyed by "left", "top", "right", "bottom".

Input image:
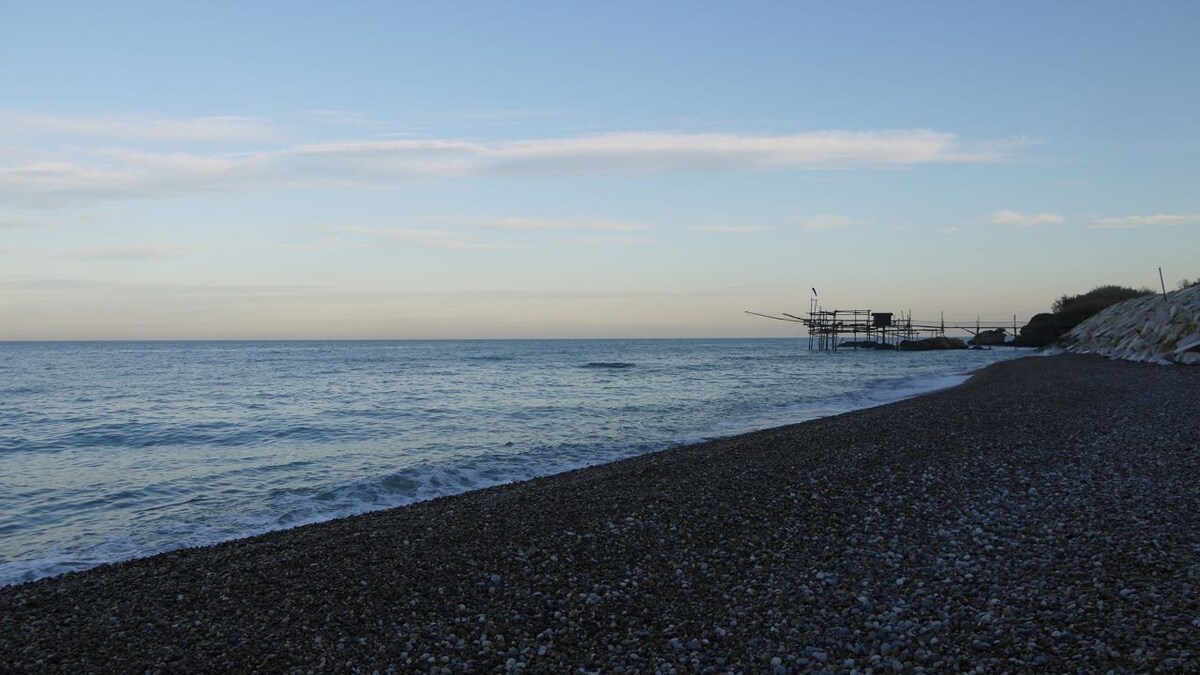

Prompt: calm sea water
[{"left": 0, "top": 339, "right": 1026, "bottom": 586}]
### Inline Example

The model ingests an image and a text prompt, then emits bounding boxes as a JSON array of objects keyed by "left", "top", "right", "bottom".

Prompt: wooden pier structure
[{"left": 747, "top": 291, "right": 1022, "bottom": 351}]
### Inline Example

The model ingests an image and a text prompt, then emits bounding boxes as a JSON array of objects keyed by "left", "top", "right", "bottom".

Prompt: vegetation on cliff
[
  {"left": 1016, "top": 284, "right": 1154, "bottom": 348},
  {"left": 1052, "top": 285, "right": 1155, "bottom": 326}
]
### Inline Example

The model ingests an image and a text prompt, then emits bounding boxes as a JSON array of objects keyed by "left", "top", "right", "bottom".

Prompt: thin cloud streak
[
  {"left": 295, "top": 129, "right": 998, "bottom": 176},
  {"left": 991, "top": 210, "right": 1064, "bottom": 227},
  {"left": 0, "top": 151, "right": 276, "bottom": 207},
  {"left": 0, "top": 111, "right": 278, "bottom": 142},
  {"left": 1092, "top": 213, "right": 1199, "bottom": 229},
  {"left": 336, "top": 221, "right": 652, "bottom": 250},
  {"left": 694, "top": 225, "right": 772, "bottom": 233},
  {"left": 0, "top": 127, "right": 1009, "bottom": 209},
  {"left": 244, "top": 237, "right": 347, "bottom": 252},
  {"left": 1, "top": 212, "right": 74, "bottom": 229},
  {"left": 0, "top": 275, "right": 763, "bottom": 304},
  {"left": 551, "top": 235, "right": 655, "bottom": 246},
  {"left": 65, "top": 244, "right": 194, "bottom": 261},
  {"left": 339, "top": 226, "right": 511, "bottom": 251},
  {"left": 300, "top": 109, "right": 382, "bottom": 128},
  {"left": 799, "top": 214, "right": 864, "bottom": 231},
  {"left": 469, "top": 217, "right": 646, "bottom": 232},
  {"left": 0, "top": 205, "right": 118, "bottom": 229}
]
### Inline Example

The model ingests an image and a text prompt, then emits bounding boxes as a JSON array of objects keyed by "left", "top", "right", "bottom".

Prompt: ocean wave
[
  {"left": 7, "top": 419, "right": 373, "bottom": 454},
  {"left": 265, "top": 440, "right": 656, "bottom": 528},
  {"left": 580, "top": 362, "right": 636, "bottom": 369},
  {"left": 854, "top": 372, "right": 972, "bottom": 407},
  {"left": 0, "top": 385, "right": 45, "bottom": 395}
]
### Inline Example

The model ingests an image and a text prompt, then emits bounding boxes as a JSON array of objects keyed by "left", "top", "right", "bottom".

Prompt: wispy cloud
[
  {"left": 334, "top": 218, "right": 661, "bottom": 250},
  {"left": 799, "top": 214, "right": 865, "bottom": 231},
  {"left": 468, "top": 217, "right": 645, "bottom": 232},
  {"left": 0, "top": 111, "right": 277, "bottom": 142},
  {"left": 1, "top": 212, "right": 76, "bottom": 229},
  {"left": 1091, "top": 213, "right": 1199, "bottom": 229},
  {"left": 301, "top": 109, "right": 381, "bottom": 128},
  {"left": 65, "top": 244, "right": 194, "bottom": 260},
  {"left": 0, "top": 150, "right": 276, "bottom": 207},
  {"left": 551, "top": 235, "right": 655, "bottom": 246},
  {"left": 0, "top": 121, "right": 1009, "bottom": 209},
  {"left": 694, "top": 225, "right": 772, "bottom": 234},
  {"left": 451, "top": 108, "right": 564, "bottom": 123},
  {"left": 295, "top": 129, "right": 997, "bottom": 176},
  {"left": 939, "top": 226, "right": 961, "bottom": 235},
  {"left": 991, "top": 210, "right": 1064, "bottom": 227},
  {"left": 248, "top": 237, "right": 347, "bottom": 252},
  {"left": 0, "top": 275, "right": 767, "bottom": 304},
  {"left": 339, "top": 226, "right": 509, "bottom": 251}
]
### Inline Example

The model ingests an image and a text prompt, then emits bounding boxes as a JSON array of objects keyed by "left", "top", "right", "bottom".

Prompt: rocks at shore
[
  {"left": 4, "top": 356, "right": 1196, "bottom": 673},
  {"left": 897, "top": 336, "right": 968, "bottom": 351},
  {"left": 1013, "top": 312, "right": 1066, "bottom": 348},
  {"left": 967, "top": 329, "right": 1007, "bottom": 347},
  {"left": 839, "top": 340, "right": 894, "bottom": 350},
  {"left": 1054, "top": 283, "right": 1200, "bottom": 365}
]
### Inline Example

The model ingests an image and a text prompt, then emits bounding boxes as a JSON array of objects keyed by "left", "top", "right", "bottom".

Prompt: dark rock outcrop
[
  {"left": 897, "top": 336, "right": 968, "bottom": 351},
  {"left": 1013, "top": 312, "right": 1066, "bottom": 348},
  {"left": 839, "top": 340, "right": 895, "bottom": 350},
  {"left": 968, "top": 329, "right": 1008, "bottom": 347}
]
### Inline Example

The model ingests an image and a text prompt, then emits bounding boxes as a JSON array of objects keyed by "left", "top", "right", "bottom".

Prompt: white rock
[{"left": 1059, "top": 287, "right": 1200, "bottom": 366}]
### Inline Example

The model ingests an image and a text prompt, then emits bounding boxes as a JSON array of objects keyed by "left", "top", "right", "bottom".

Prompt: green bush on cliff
[
  {"left": 1016, "top": 284, "right": 1153, "bottom": 347},
  {"left": 1052, "top": 285, "right": 1154, "bottom": 327}
]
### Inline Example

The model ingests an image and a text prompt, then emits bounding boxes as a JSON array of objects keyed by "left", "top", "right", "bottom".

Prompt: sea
[{"left": 0, "top": 339, "right": 1027, "bottom": 587}]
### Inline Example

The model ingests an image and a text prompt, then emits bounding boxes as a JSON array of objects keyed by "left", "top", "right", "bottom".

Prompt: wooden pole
[{"left": 1159, "top": 267, "right": 1168, "bottom": 299}]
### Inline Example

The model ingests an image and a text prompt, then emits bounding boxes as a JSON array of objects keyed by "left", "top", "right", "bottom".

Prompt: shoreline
[{"left": 2, "top": 354, "right": 1197, "bottom": 672}]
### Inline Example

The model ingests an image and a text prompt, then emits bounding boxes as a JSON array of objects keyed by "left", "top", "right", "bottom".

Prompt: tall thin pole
[{"left": 1159, "top": 267, "right": 1168, "bottom": 299}]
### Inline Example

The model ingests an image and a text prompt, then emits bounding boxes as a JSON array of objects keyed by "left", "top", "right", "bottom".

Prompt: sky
[{"left": 2, "top": 1, "right": 1198, "bottom": 339}]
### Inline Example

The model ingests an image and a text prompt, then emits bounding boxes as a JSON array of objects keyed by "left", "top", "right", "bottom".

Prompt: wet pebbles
[{"left": 2, "top": 355, "right": 1197, "bottom": 673}]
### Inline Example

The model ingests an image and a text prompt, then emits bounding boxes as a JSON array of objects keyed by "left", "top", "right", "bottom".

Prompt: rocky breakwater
[
  {"left": 1055, "top": 284, "right": 1200, "bottom": 365},
  {"left": 898, "top": 336, "right": 968, "bottom": 351}
]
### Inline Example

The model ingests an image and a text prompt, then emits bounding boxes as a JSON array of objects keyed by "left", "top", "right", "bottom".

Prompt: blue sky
[{"left": 2, "top": 1, "right": 1197, "bottom": 338}]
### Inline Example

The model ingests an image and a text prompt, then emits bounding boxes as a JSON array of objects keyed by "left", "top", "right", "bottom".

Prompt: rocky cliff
[{"left": 1053, "top": 284, "right": 1200, "bottom": 365}]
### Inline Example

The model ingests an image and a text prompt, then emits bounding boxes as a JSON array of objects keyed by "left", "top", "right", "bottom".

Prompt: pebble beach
[{"left": 1, "top": 354, "right": 1197, "bottom": 673}]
